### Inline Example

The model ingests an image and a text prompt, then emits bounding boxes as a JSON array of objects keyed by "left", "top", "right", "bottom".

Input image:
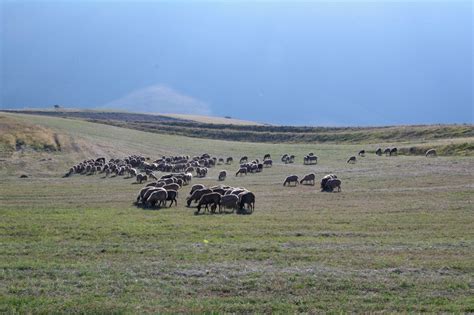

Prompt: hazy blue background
[{"left": 1, "top": 0, "right": 472, "bottom": 125}]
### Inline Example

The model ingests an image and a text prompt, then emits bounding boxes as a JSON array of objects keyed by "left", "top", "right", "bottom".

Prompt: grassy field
[{"left": 1, "top": 113, "right": 473, "bottom": 313}]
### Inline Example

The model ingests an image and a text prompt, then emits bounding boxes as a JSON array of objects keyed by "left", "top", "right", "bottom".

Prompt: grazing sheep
[
  {"left": 141, "top": 187, "right": 163, "bottom": 203},
  {"left": 136, "top": 188, "right": 155, "bottom": 205},
  {"left": 189, "top": 184, "right": 206, "bottom": 195},
  {"left": 289, "top": 155, "right": 295, "bottom": 163},
  {"left": 239, "top": 156, "right": 248, "bottom": 164},
  {"left": 390, "top": 148, "right": 398, "bottom": 156},
  {"left": 236, "top": 167, "right": 247, "bottom": 176},
  {"left": 263, "top": 154, "right": 271, "bottom": 161},
  {"left": 324, "top": 178, "right": 342, "bottom": 192},
  {"left": 281, "top": 154, "right": 289, "bottom": 162},
  {"left": 196, "top": 167, "right": 208, "bottom": 178},
  {"left": 136, "top": 173, "right": 148, "bottom": 184},
  {"left": 320, "top": 174, "right": 338, "bottom": 191},
  {"left": 64, "top": 168, "right": 74, "bottom": 177},
  {"left": 384, "top": 148, "right": 391, "bottom": 156},
  {"left": 196, "top": 192, "right": 221, "bottom": 214},
  {"left": 347, "top": 156, "right": 356, "bottom": 164},
  {"left": 375, "top": 148, "right": 383, "bottom": 156},
  {"left": 218, "top": 158, "right": 225, "bottom": 165},
  {"left": 358, "top": 150, "right": 365, "bottom": 157},
  {"left": 212, "top": 188, "right": 226, "bottom": 195},
  {"left": 231, "top": 189, "right": 247, "bottom": 196},
  {"left": 238, "top": 191, "right": 255, "bottom": 213},
  {"left": 226, "top": 157, "right": 233, "bottom": 164},
  {"left": 129, "top": 168, "right": 138, "bottom": 177},
  {"left": 283, "top": 175, "right": 299, "bottom": 186},
  {"left": 263, "top": 159, "right": 273, "bottom": 167},
  {"left": 304, "top": 155, "right": 317, "bottom": 165},
  {"left": 165, "top": 190, "right": 178, "bottom": 207},
  {"left": 187, "top": 188, "right": 212, "bottom": 206},
  {"left": 300, "top": 173, "right": 316, "bottom": 185},
  {"left": 146, "top": 189, "right": 168, "bottom": 208},
  {"left": 425, "top": 148, "right": 437, "bottom": 157},
  {"left": 218, "top": 170, "right": 227, "bottom": 181},
  {"left": 219, "top": 194, "right": 239, "bottom": 212},
  {"left": 163, "top": 183, "right": 180, "bottom": 191}
]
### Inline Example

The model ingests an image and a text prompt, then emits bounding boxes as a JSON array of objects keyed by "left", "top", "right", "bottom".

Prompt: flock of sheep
[
  {"left": 64, "top": 147, "right": 440, "bottom": 214},
  {"left": 136, "top": 173, "right": 256, "bottom": 215}
]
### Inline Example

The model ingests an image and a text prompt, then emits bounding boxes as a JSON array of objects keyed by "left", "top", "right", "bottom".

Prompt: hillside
[{"left": 2, "top": 110, "right": 473, "bottom": 156}]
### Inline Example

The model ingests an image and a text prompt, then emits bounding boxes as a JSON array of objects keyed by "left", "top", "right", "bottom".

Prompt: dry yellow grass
[
  {"left": 160, "top": 113, "right": 265, "bottom": 125},
  {"left": 0, "top": 115, "right": 60, "bottom": 155}
]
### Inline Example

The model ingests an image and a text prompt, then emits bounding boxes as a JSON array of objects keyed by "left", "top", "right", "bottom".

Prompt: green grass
[{"left": 0, "top": 113, "right": 473, "bottom": 313}]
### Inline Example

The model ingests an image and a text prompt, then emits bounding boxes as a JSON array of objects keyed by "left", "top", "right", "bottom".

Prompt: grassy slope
[
  {"left": 4, "top": 110, "right": 473, "bottom": 153},
  {"left": 1, "top": 113, "right": 473, "bottom": 313}
]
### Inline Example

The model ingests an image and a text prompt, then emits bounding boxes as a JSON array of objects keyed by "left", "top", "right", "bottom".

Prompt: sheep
[
  {"left": 136, "top": 173, "right": 148, "bottom": 184},
  {"left": 347, "top": 156, "right": 356, "bottom": 164},
  {"left": 304, "top": 155, "right": 317, "bottom": 165},
  {"left": 165, "top": 190, "right": 178, "bottom": 207},
  {"left": 238, "top": 191, "right": 255, "bottom": 213},
  {"left": 263, "top": 154, "right": 271, "bottom": 161},
  {"left": 226, "top": 157, "right": 233, "bottom": 164},
  {"left": 136, "top": 186, "right": 156, "bottom": 204},
  {"left": 425, "top": 148, "right": 437, "bottom": 157},
  {"left": 239, "top": 156, "right": 248, "bottom": 164},
  {"left": 320, "top": 174, "right": 338, "bottom": 191},
  {"left": 323, "top": 178, "right": 342, "bottom": 192},
  {"left": 219, "top": 194, "right": 239, "bottom": 212},
  {"left": 390, "top": 148, "right": 398, "bottom": 156},
  {"left": 184, "top": 172, "right": 193, "bottom": 184},
  {"left": 375, "top": 148, "right": 382, "bottom": 156},
  {"left": 300, "top": 173, "right": 316, "bottom": 185},
  {"left": 236, "top": 167, "right": 247, "bottom": 176},
  {"left": 212, "top": 188, "right": 226, "bottom": 195},
  {"left": 187, "top": 188, "right": 212, "bottom": 206},
  {"left": 189, "top": 184, "right": 206, "bottom": 195},
  {"left": 263, "top": 159, "right": 273, "bottom": 167},
  {"left": 163, "top": 183, "right": 180, "bottom": 191},
  {"left": 281, "top": 154, "right": 289, "bottom": 162},
  {"left": 129, "top": 168, "right": 138, "bottom": 177},
  {"left": 146, "top": 189, "right": 168, "bottom": 208},
  {"left": 218, "top": 170, "right": 227, "bottom": 181},
  {"left": 196, "top": 167, "right": 208, "bottom": 178},
  {"left": 283, "top": 175, "right": 299, "bottom": 186},
  {"left": 231, "top": 189, "right": 247, "bottom": 196},
  {"left": 358, "top": 150, "right": 365, "bottom": 157},
  {"left": 196, "top": 192, "right": 221, "bottom": 214},
  {"left": 218, "top": 158, "right": 225, "bottom": 165},
  {"left": 384, "top": 148, "right": 391, "bottom": 156},
  {"left": 141, "top": 187, "right": 163, "bottom": 203},
  {"left": 64, "top": 168, "right": 74, "bottom": 177}
]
